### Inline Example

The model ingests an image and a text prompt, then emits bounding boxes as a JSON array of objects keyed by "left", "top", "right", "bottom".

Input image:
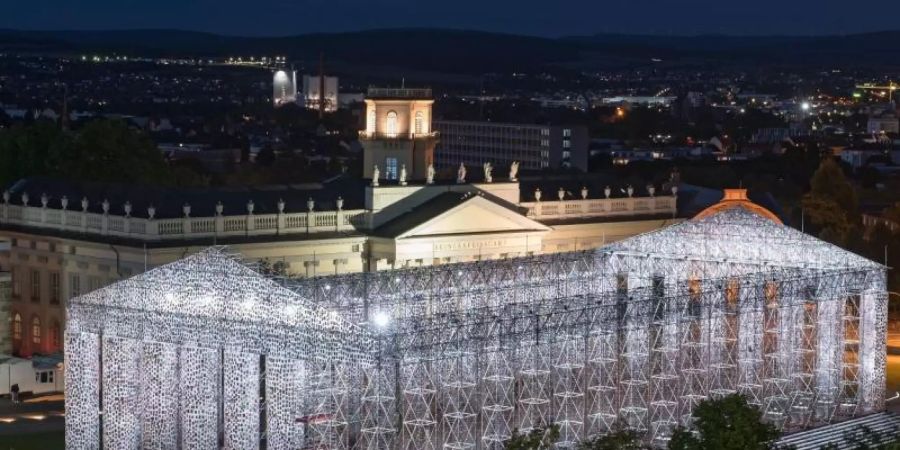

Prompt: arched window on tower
[
  {"left": 367, "top": 109, "right": 376, "bottom": 135},
  {"left": 386, "top": 111, "right": 398, "bottom": 137},
  {"left": 12, "top": 313, "right": 21, "bottom": 341},
  {"left": 414, "top": 111, "right": 425, "bottom": 135},
  {"left": 31, "top": 316, "right": 41, "bottom": 345}
]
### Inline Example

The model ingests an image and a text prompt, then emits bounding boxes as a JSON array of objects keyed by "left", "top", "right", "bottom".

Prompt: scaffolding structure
[{"left": 65, "top": 207, "right": 887, "bottom": 449}]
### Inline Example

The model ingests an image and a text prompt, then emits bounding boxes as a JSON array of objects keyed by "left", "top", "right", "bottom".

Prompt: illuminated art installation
[{"left": 65, "top": 206, "right": 887, "bottom": 449}]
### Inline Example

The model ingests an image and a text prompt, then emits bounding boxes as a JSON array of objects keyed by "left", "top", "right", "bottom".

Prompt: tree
[
  {"left": 578, "top": 427, "right": 643, "bottom": 450},
  {"left": 667, "top": 394, "right": 777, "bottom": 450},
  {"left": 505, "top": 425, "right": 560, "bottom": 450},
  {"left": 0, "top": 119, "right": 200, "bottom": 187},
  {"left": 68, "top": 120, "right": 169, "bottom": 184},
  {"left": 801, "top": 157, "right": 860, "bottom": 246}
]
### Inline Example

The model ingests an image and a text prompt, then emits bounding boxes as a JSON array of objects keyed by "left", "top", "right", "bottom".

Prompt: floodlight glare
[{"left": 372, "top": 311, "right": 391, "bottom": 328}]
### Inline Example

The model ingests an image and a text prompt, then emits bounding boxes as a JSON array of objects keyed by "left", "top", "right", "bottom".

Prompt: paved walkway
[{"left": 0, "top": 395, "right": 64, "bottom": 436}]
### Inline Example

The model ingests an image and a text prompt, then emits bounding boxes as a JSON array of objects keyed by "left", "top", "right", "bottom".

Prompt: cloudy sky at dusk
[{"left": 3, "top": 0, "right": 899, "bottom": 37}]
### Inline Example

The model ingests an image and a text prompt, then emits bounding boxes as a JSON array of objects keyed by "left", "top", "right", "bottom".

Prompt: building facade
[
  {"left": 0, "top": 241, "right": 10, "bottom": 355},
  {"left": 272, "top": 70, "right": 297, "bottom": 107},
  {"left": 434, "top": 120, "right": 589, "bottom": 172},
  {"left": 302, "top": 75, "right": 339, "bottom": 112},
  {"left": 64, "top": 197, "right": 887, "bottom": 449},
  {"left": 361, "top": 88, "right": 438, "bottom": 181},
  {"left": 0, "top": 180, "right": 679, "bottom": 356}
]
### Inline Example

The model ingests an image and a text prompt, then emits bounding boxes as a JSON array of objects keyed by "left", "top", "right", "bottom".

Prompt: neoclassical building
[{"left": 0, "top": 87, "right": 694, "bottom": 357}]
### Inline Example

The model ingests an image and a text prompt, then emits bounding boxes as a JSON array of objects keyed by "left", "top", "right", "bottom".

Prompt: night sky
[{"left": 3, "top": 0, "right": 900, "bottom": 37}]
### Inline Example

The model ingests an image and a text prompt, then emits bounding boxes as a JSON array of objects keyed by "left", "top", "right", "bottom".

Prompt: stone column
[
  {"left": 65, "top": 331, "right": 101, "bottom": 450},
  {"left": 265, "top": 356, "right": 307, "bottom": 450},
  {"left": 223, "top": 350, "right": 260, "bottom": 450},
  {"left": 102, "top": 337, "right": 142, "bottom": 448},
  {"left": 140, "top": 341, "right": 179, "bottom": 448},
  {"left": 180, "top": 346, "right": 220, "bottom": 450},
  {"left": 859, "top": 271, "right": 887, "bottom": 413}
]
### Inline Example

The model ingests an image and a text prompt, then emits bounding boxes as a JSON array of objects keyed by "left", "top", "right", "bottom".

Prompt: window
[
  {"left": 540, "top": 139, "right": 550, "bottom": 147},
  {"left": 541, "top": 128, "right": 550, "bottom": 136},
  {"left": 31, "top": 316, "right": 41, "bottom": 345},
  {"left": 35, "top": 370, "right": 54, "bottom": 384},
  {"left": 50, "top": 321, "right": 61, "bottom": 349},
  {"left": 385, "top": 111, "right": 398, "bottom": 137},
  {"left": 414, "top": 111, "right": 425, "bottom": 135},
  {"left": 563, "top": 128, "right": 572, "bottom": 137},
  {"left": 385, "top": 157, "right": 399, "bottom": 180},
  {"left": 366, "top": 109, "right": 376, "bottom": 134},
  {"left": 12, "top": 314, "right": 21, "bottom": 340},
  {"left": 11, "top": 269, "right": 20, "bottom": 298},
  {"left": 69, "top": 273, "right": 81, "bottom": 299},
  {"left": 49, "top": 273, "right": 60, "bottom": 304},
  {"left": 30, "top": 270, "right": 40, "bottom": 302},
  {"left": 562, "top": 140, "right": 571, "bottom": 148},
  {"left": 89, "top": 276, "right": 102, "bottom": 292}
]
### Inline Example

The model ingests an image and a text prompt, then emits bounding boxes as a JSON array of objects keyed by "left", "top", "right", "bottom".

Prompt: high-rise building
[
  {"left": 302, "top": 75, "right": 339, "bottom": 112},
  {"left": 434, "top": 120, "right": 589, "bottom": 172},
  {"left": 360, "top": 87, "right": 438, "bottom": 181},
  {"left": 272, "top": 70, "right": 297, "bottom": 107}
]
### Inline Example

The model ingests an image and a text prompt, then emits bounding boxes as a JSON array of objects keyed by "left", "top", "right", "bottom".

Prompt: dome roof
[{"left": 693, "top": 188, "right": 781, "bottom": 224}]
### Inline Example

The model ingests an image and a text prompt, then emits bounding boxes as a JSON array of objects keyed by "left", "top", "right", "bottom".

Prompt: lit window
[
  {"left": 563, "top": 140, "right": 571, "bottom": 148},
  {"left": 541, "top": 140, "right": 550, "bottom": 147},
  {"left": 31, "top": 316, "right": 41, "bottom": 345},
  {"left": 31, "top": 270, "right": 40, "bottom": 302},
  {"left": 563, "top": 128, "right": 572, "bottom": 137},
  {"left": 385, "top": 157, "right": 399, "bottom": 180},
  {"left": 12, "top": 314, "right": 21, "bottom": 340},
  {"left": 366, "top": 109, "right": 376, "bottom": 134},
  {"left": 386, "top": 111, "right": 398, "bottom": 137},
  {"left": 726, "top": 278, "right": 740, "bottom": 306}
]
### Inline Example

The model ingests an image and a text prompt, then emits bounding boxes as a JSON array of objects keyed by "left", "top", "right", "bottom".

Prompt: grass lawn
[{"left": 0, "top": 431, "right": 64, "bottom": 450}]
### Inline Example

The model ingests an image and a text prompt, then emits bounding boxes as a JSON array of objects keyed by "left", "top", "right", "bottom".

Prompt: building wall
[
  {"left": 0, "top": 270, "right": 10, "bottom": 355},
  {"left": 434, "top": 120, "right": 589, "bottom": 172},
  {"left": 541, "top": 218, "right": 683, "bottom": 253},
  {"left": 362, "top": 98, "right": 436, "bottom": 180},
  {"left": 0, "top": 231, "right": 367, "bottom": 356}
]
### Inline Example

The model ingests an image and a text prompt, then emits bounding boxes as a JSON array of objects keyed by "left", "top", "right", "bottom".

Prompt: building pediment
[{"left": 374, "top": 192, "right": 549, "bottom": 240}]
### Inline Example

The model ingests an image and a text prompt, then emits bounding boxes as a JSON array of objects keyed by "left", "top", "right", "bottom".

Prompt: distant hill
[{"left": 1, "top": 28, "right": 899, "bottom": 73}]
